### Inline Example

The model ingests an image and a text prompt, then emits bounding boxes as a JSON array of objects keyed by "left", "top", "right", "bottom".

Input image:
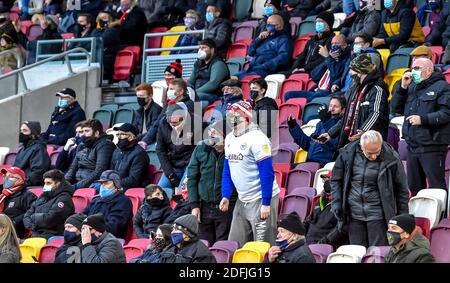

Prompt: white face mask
[
  {"left": 198, "top": 49, "right": 207, "bottom": 60},
  {"left": 167, "top": 89, "right": 177, "bottom": 100}
]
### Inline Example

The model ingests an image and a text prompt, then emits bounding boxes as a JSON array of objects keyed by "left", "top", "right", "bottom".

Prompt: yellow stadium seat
[
  {"left": 232, "top": 249, "right": 262, "bottom": 263},
  {"left": 390, "top": 68, "right": 409, "bottom": 75},
  {"left": 242, "top": 241, "right": 270, "bottom": 261},
  {"left": 294, "top": 149, "right": 308, "bottom": 163},
  {"left": 384, "top": 73, "right": 403, "bottom": 100},
  {"left": 23, "top": 237, "right": 47, "bottom": 247},
  {"left": 377, "top": 49, "right": 390, "bottom": 71},
  {"left": 160, "top": 26, "right": 187, "bottom": 55},
  {"left": 20, "top": 237, "right": 47, "bottom": 263}
]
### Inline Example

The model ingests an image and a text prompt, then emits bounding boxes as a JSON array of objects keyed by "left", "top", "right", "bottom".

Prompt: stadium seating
[
  {"left": 113, "top": 108, "right": 134, "bottom": 125},
  {"left": 409, "top": 195, "right": 441, "bottom": 228},
  {"left": 280, "top": 189, "right": 310, "bottom": 220},
  {"left": 160, "top": 26, "right": 187, "bottom": 56},
  {"left": 415, "top": 217, "right": 431, "bottom": 239},
  {"left": 124, "top": 246, "right": 144, "bottom": 263},
  {"left": 327, "top": 245, "right": 367, "bottom": 263},
  {"left": 113, "top": 50, "right": 136, "bottom": 81},
  {"left": 361, "top": 246, "right": 390, "bottom": 263},
  {"left": 226, "top": 42, "right": 249, "bottom": 60},
  {"left": 294, "top": 149, "right": 308, "bottom": 163},
  {"left": 232, "top": 21, "right": 258, "bottom": 43},
  {"left": 3, "top": 152, "right": 17, "bottom": 165},
  {"left": 146, "top": 27, "right": 169, "bottom": 56},
  {"left": 29, "top": 187, "right": 43, "bottom": 198},
  {"left": 38, "top": 243, "right": 60, "bottom": 263},
  {"left": 265, "top": 74, "right": 286, "bottom": 99},
  {"left": 20, "top": 237, "right": 47, "bottom": 263},
  {"left": 308, "top": 244, "right": 334, "bottom": 263},
  {"left": 48, "top": 236, "right": 64, "bottom": 246},
  {"left": 27, "top": 24, "right": 44, "bottom": 42},
  {"left": 430, "top": 219, "right": 450, "bottom": 262}
]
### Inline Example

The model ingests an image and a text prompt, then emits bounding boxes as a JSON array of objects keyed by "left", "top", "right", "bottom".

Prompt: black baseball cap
[
  {"left": 113, "top": 123, "right": 138, "bottom": 136},
  {"left": 56, "top": 88, "right": 76, "bottom": 98}
]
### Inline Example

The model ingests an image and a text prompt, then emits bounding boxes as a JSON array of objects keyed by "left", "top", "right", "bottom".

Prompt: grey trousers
[{"left": 228, "top": 195, "right": 279, "bottom": 246}]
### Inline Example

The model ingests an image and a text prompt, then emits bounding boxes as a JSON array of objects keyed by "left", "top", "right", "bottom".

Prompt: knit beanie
[
  {"left": 350, "top": 54, "right": 374, "bottom": 74},
  {"left": 174, "top": 214, "right": 198, "bottom": 237},
  {"left": 389, "top": 214, "right": 416, "bottom": 234},
  {"left": 277, "top": 211, "right": 306, "bottom": 235},
  {"left": 165, "top": 59, "right": 183, "bottom": 78},
  {"left": 23, "top": 121, "right": 42, "bottom": 137},
  {"left": 82, "top": 213, "right": 106, "bottom": 233},
  {"left": 65, "top": 213, "right": 87, "bottom": 231},
  {"left": 265, "top": 0, "right": 282, "bottom": 10},
  {"left": 316, "top": 11, "right": 334, "bottom": 30}
]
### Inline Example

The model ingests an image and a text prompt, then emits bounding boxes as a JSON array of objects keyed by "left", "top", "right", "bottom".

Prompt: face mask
[
  {"left": 266, "top": 24, "right": 276, "bottom": 33},
  {"left": 75, "top": 136, "right": 83, "bottom": 145},
  {"left": 43, "top": 184, "right": 53, "bottom": 192},
  {"left": 184, "top": 17, "right": 195, "bottom": 27},
  {"left": 353, "top": 44, "right": 363, "bottom": 54},
  {"left": 147, "top": 197, "right": 164, "bottom": 207},
  {"left": 250, "top": 90, "right": 260, "bottom": 100},
  {"left": 91, "top": 233, "right": 99, "bottom": 243},
  {"left": 100, "top": 185, "right": 114, "bottom": 198},
  {"left": 81, "top": 136, "right": 97, "bottom": 147},
  {"left": 171, "top": 232, "right": 184, "bottom": 245},
  {"left": 0, "top": 17, "right": 6, "bottom": 24},
  {"left": 152, "top": 237, "right": 167, "bottom": 251},
  {"left": 64, "top": 230, "right": 79, "bottom": 244},
  {"left": 78, "top": 24, "right": 87, "bottom": 32},
  {"left": 205, "top": 136, "right": 222, "bottom": 146},
  {"left": 198, "top": 49, "right": 207, "bottom": 60},
  {"left": 165, "top": 77, "right": 174, "bottom": 86},
  {"left": 19, "top": 133, "right": 32, "bottom": 143},
  {"left": 276, "top": 239, "right": 289, "bottom": 251},
  {"left": 315, "top": 22, "right": 326, "bottom": 33},
  {"left": 411, "top": 69, "right": 422, "bottom": 84},
  {"left": 58, "top": 99, "right": 69, "bottom": 108},
  {"left": 384, "top": 0, "right": 394, "bottom": 9},
  {"left": 351, "top": 74, "right": 361, "bottom": 84},
  {"left": 167, "top": 89, "right": 177, "bottom": 100},
  {"left": 137, "top": 97, "right": 147, "bottom": 106},
  {"left": 117, "top": 138, "right": 131, "bottom": 149},
  {"left": 331, "top": 45, "right": 342, "bottom": 53},
  {"left": 387, "top": 231, "right": 402, "bottom": 246},
  {"left": 205, "top": 12, "right": 214, "bottom": 23},
  {"left": 3, "top": 177, "right": 16, "bottom": 189},
  {"left": 263, "top": 6, "right": 274, "bottom": 16},
  {"left": 98, "top": 20, "right": 108, "bottom": 29}
]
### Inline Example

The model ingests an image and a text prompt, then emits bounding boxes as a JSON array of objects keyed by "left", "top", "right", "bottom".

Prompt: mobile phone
[{"left": 317, "top": 136, "right": 328, "bottom": 142}]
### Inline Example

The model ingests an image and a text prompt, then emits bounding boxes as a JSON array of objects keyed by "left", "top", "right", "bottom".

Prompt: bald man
[
  {"left": 391, "top": 58, "right": 450, "bottom": 195},
  {"left": 235, "top": 14, "right": 293, "bottom": 79}
]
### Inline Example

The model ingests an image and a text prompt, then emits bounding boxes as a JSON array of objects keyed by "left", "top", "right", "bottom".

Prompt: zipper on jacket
[{"left": 361, "top": 158, "right": 368, "bottom": 220}]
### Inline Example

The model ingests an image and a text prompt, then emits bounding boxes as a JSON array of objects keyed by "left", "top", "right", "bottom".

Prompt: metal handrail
[
  {"left": 0, "top": 49, "right": 24, "bottom": 69},
  {"left": 0, "top": 47, "right": 91, "bottom": 93},
  {"left": 36, "top": 37, "right": 97, "bottom": 62}
]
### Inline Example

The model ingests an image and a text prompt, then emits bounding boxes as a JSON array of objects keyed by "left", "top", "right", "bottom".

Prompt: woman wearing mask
[
  {"left": 130, "top": 224, "right": 172, "bottom": 263},
  {"left": 54, "top": 213, "right": 86, "bottom": 263},
  {"left": 172, "top": 9, "right": 204, "bottom": 55},
  {"left": 0, "top": 214, "right": 21, "bottom": 263}
]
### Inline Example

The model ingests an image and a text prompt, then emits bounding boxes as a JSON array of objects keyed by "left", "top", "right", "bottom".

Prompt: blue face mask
[
  {"left": 263, "top": 6, "right": 274, "bottom": 16},
  {"left": 315, "top": 22, "right": 326, "bottom": 33},
  {"left": 411, "top": 69, "right": 422, "bottom": 84},
  {"left": 58, "top": 99, "right": 69, "bottom": 108},
  {"left": 64, "top": 230, "right": 79, "bottom": 243},
  {"left": 428, "top": 2, "right": 438, "bottom": 10},
  {"left": 99, "top": 185, "right": 114, "bottom": 198},
  {"left": 205, "top": 12, "right": 214, "bottom": 23},
  {"left": 75, "top": 136, "right": 83, "bottom": 145},
  {"left": 384, "top": 0, "right": 394, "bottom": 9},
  {"left": 3, "top": 177, "right": 15, "bottom": 189},
  {"left": 43, "top": 184, "right": 53, "bottom": 192},
  {"left": 91, "top": 233, "right": 99, "bottom": 243},
  {"left": 266, "top": 24, "right": 276, "bottom": 33},
  {"left": 276, "top": 239, "right": 289, "bottom": 251},
  {"left": 353, "top": 44, "right": 363, "bottom": 54},
  {"left": 171, "top": 232, "right": 184, "bottom": 245}
]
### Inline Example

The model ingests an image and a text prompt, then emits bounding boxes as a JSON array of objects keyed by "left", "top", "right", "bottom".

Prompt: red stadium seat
[
  {"left": 280, "top": 79, "right": 305, "bottom": 103},
  {"left": 292, "top": 37, "right": 309, "bottom": 59},
  {"left": 72, "top": 195, "right": 90, "bottom": 213},
  {"left": 127, "top": 195, "right": 141, "bottom": 216},
  {"left": 9, "top": 12, "right": 19, "bottom": 22},
  {"left": 127, "top": 239, "right": 152, "bottom": 251},
  {"left": 125, "top": 188, "right": 145, "bottom": 203},
  {"left": 278, "top": 103, "right": 301, "bottom": 125},
  {"left": 27, "top": 24, "right": 44, "bottom": 41},
  {"left": 416, "top": 217, "right": 431, "bottom": 239},
  {"left": 20, "top": 20, "right": 33, "bottom": 36},
  {"left": 38, "top": 244, "right": 59, "bottom": 263},
  {"left": 113, "top": 50, "right": 136, "bottom": 81},
  {"left": 152, "top": 170, "right": 164, "bottom": 185},
  {"left": 429, "top": 46, "right": 443, "bottom": 64},
  {"left": 226, "top": 42, "right": 249, "bottom": 60},
  {"left": 61, "top": 33, "right": 75, "bottom": 39},
  {"left": 123, "top": 45, "right": 142, "bottom": 67},
  {"left": 443, "top": 70, "right": 450, "bottom": 84},
  {"left": 29, "top": 187, "right": 43, "bottom": 198},
  {"left": 123, "top": 246, "right": 144, "bottom": 263},
  {"left": 73, "top": 188, "right": 97, "bottom": 200},
  {"left": 48, "top": 236, "right": 64, "bottom": 246},
  {"left": 146, "top": 27, "right": 168, "bottom": 56}
]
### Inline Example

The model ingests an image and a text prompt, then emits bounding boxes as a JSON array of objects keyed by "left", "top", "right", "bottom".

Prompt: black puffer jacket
[
  {"left": 2, "top": 186, "right": 37, "bottom": 238},
  {"left": 330, "top": 141, "right": 409, "bottom": 226},
  {"left": 328, "top": 70, "right": 389, "bottom": 150},
  {"left": 205, "top": 17, "right": 232, "bottom": 58},
  {"left": 133, "top": 191, "right": 172, "bottom": 238},
  {"left": 284, "top": 0, "right": 317, "bottom": 19},
  {"left": 14, "top": 139, "right": 51, "bottom": 186},
  {"left": 267, "top": 238, "right": 316, "bottom": 263},
  {"left": 110, "top": 141, "right": 150, "bottom": 189},
  {"left": 346, "top": 8, "right": 381, "bottom": 41},
  {"left": 391, "top": 70, "right": 450, "bottom": 153},
  {"left": 160, "top": 239, "right": 217, "bottom": 263},
  {"left": 133, "top": 100, "right": 163, "bottom": 145},
  {"left": 119, "top": 6, "right": 148, "bottom": 46},
  {"left": 254, "top": 96, "right": 279, "bottom": 139},
  {"left": 65, "top": 134, "right": 116, "bottom": 189},
  {"left": 23, "top": 181, "right": 75, "bottom": 238}
]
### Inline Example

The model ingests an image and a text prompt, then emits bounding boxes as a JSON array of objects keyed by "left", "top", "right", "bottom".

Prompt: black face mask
[
  {"left": 250, "top": 90, "right": 259, "bottom": 100},
  {"left": 82, "top": 136, "right": 97, "bottom": 148},
  {"left": 0, "top": 17, "right": 6, "bottom": 24},
  {"left": 98, "top": 20, "right": 108, "bottom": 29},
  {"left": 137, "top": 97, "right": 147, "bottom": 106},
  {"left": 323, "top": 180, "right": 331, "bottom": 194},
  {"left": 19, "top": 133, "right": 32, "bottom": 143},
  {"left": 152, "top": 237, "right": 167, "bottom": 251},
  {"left": 117, "top": 138, "right": 131, "bottom": 149},
  {"left": 78, "top": 24, "right": 87, "bottom": 34},
  {"left": 146, "top": 198, "right": 164, "bottom": 207}
]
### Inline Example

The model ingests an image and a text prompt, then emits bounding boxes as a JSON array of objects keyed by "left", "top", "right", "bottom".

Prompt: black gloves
[
  {"left": 168, "top": 173, "right": 181, "bottom": 188},
  {"left": 318, "top": 106, "right": 332, "bottom": 123},
  {"left": 287, "top": 115, "right": 297, "bottom": 129}
]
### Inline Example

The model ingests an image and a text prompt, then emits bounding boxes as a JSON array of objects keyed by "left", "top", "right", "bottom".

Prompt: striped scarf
[{"left": 0, "top": 183, "right": 23, "bottom": 213}]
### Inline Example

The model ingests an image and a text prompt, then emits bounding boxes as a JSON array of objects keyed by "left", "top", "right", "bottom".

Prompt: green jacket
[
  {"left": 187, "top": 142, "right": 225, "bottom": 208},
  {"left": 385, "top": 231, "right": 436, "bottom": 263}
]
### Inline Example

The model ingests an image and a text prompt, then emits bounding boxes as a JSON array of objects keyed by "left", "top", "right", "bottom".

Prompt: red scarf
[
  {"left": 0, "top": 182, "right": 23, "bottom": 213},
  {"left": 343, "top": 85, "right": 367, "bottom": 137},
  {"left": 119, "top": 9, "right": 130, "bottom": 22}
]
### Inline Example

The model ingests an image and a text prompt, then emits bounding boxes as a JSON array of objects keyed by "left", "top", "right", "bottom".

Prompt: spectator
[
  {"left": 134, "top": 185, "right": 172, "bottom": 239},
  {"left": 255, "top": 0, "right": 292, "bottom": 39},
  {"left": 23, "top": 169, "right": 75, "bottom": 239},
  {"left": 168, "top": 78, "right": 195, "bottom": 113},
  {"left": 54, "top": 213, "right": 86, "bottom": 263},
  {"left": 285, "top": 12, "right": 334, "bottom": 78},
  {"left": 80, "top": 213, "right": 126, "bottom": 263},
  {"left": 220, "top": 101, "right": 280, "bottom": 246},
  {"left": 0, "top": 167, "right": 37, "bottom": 238},
  {"left": 266, "top": 212, "right": 316, "bottom": 263},
  {"left": 287, "top": 95, "right": 346, "bottom": 166},
  {"left": 65, "top": 119, "right": 115, "bottom": 190},
  {"left": 427, "top": 0, "right": 450, "bottom": 47},
  {"left": 350, "top": 33, "right": 383, "bottom": 79},
  {"left": 162, "top": 59, "right": 197, "bottom": 101},
  {"left": 373, "top": 0, "right": 425, "bottom": 52},
  {"left": 236, "top": 14, "right": 293, "bottom": 80},
  {"left": 250, "top": 77, "right": 278, "bottom": 139},
  {"left": 110, "top": 123, "right": 150, "bottom": 189},
  {"left": 331, "top": 130, "right": 409, "bottom": 247},
  {"left": 118, "top": 0, "right": 147, "bottom": 47},
  {"left": 33, "top": 14, "right": 62, "bottom": 57},
  {"left": 160, "top": 214, "right": 217, "bottom": 263},
  {"left": 318, "top": 54, "right": 389, "bottom": 150},
  {"left": 189, "top": 38, "right": 229, "bottom": 108},
  {"left": 284, "top": 34, "right": 351, "bottom": 102},
  {"left": 41, "top": 88, "right": 86, "bottom": 146},
  {"left": 391, "top": 58, "right": 450, "bottom": 195},
  {"left": 43, "top": 0, "right": 62, "bottom": 16},
  {"left": 0, "top": 32, "right": 23, "bottom": 71},
  {"left": 417, "top": 0, "right": 441, "bottom": 29},
  {"left": 69, "top": 13, "right": 96, "bottom": 51},
  {"left": 0, "top": 7, "right": 18, "bottom": 41},
  {"left": 130, "top": 224, "right": 172, "bottom": 263},
  {"left": 172, "top": 9, "right": 204, "bottom": 55},
  {"left": 132, "top": 83, "right": 162, "bottom": 150},
  {"left": 82, "top": 170, "right": 132, "bottom": 239},
  {"left": 196, "top": 0, "right": 231, "bottom": 20},
  {"left": 156, "top": 101, "right": 199, "bottom": 198},
  {"left": 282, "top": 0, "right": 315, "bottom": 21},
  {"left": 204, "top": 4, "right": 231, "bottom": 58},
  {"left": 187, "top": 121, "right": 235, "bottom": 244},
  {"left": 165, "top": 181, "right": 192, "bottom": 223},
  {"left": 92, "top": 10, "right": 120, "bottom": 83},
  {"left": 209, "top": 77, "right": 243, "bottom": 123},
  {"left": 18, "top": 0, "right": 43, "bottom": 20},
  {"left": 55, "top": 121, "right": 86, "bottom": 173},
  {"left": 341, "top": 0, "right": 380, "bottom": 41},
  {"left": 304, "top": 173, "right": 347, "bottom": 248},
  {"left": 0, "top": 214, "right": 21, "bottom": 263},
  {"left": 138, "top": 0, "right": 168, "bottom": 27},
  {"left": 385, "top": 214, "right": 436, "bottom": 263},
  {"left": 309, "top": 0, "right": 343, "bottom": 15},
  {"left": 14, "top": 121, "right": 51, "bottom": 186}
]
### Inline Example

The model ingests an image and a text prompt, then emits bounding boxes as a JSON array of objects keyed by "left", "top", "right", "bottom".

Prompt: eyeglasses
[{"left": 411, "top": 66, "right": 423, "bottom": 71}]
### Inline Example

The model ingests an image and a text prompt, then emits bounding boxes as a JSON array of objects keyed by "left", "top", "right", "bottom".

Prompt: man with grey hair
[{"left": 330, "top": 130, "right": 409, "bottom": 247}]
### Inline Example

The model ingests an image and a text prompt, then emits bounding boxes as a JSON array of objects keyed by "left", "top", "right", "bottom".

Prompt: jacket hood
[
  {"left": 361, "top": 69, "right": 383, "bottom": 85},
  {"left": 400, "top": 229, "right": 430, "bottom": 252},
  {"left": 255, "top": 97, "right": 279, "bottom": 109}
]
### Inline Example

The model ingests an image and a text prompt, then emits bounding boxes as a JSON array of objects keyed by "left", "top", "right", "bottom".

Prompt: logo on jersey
[
  {"left": 8, "top": 202, "right": 14, "bottom": 208},
  {"left": 58, "top": 202, "right": 65, "bottom": 208},
  {"left": 227, "top": 153, "right": 244, "bottom": 161},
  {"left": 240, "top": 142, "right": 247, "bottom": 150},
  {"left": 262, "top": 145, "right": 270, "bottom": 153}
]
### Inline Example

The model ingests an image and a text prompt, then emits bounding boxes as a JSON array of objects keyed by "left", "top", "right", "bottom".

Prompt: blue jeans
[
  {"left": 198, "top": 92, "right": 221, "bottom": 109},
  {"left": 343, "top": 0, "right": 360, "bottom": 15},
  {"left": 158, "top": 167, "right": 187, "bottom": 199},
  {"left": 235, "top": 70, "right": 267, "bottom": 80},
  {"left": 284, "top": 90, "right": 330, "bottom": 103}
]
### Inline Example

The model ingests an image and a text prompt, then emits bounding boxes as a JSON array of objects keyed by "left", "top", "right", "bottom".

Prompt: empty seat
[
  {"left": 113, "top": 108, "right": 134, "bottom": 124},
  {"left": 297, "top": 18, "right": 316, "bottom": 37},
  {"left": 327, "top": 245, "right": 366, "bottom": 263},
  {"left": 292, "top": 36, "right": 310, "bottom": 59},
  {"left": 273, "top": 148, "right": 295, "bottom": 164},
  {"left": 308, "top": 244, "right": 334, "bottom": 263},
  {"left": 361, "top": 246, "right": 391, "bottom": 263},
  {"left": 286, "top": 169, "right": 313, "bottom": 192},
  {"left": 124, "top": 188, "right": 145, "bottom": 203},
  {"left": 265, "top": 74, "right": 286, "bottom": 99},
  {"left": 126, "top": 238, "right": 152, "bottom": 251},
  {"left": 278, "top": 103, "right": 301, "bottom": 126},
  {"left": 210, "top": 247, "right": 232, "bottom": 263},
  {"left": 47, "top": 236, "right": 64, "bottom": 246},
  {"left": 123, "top": 46, "right": 142, "bottom": 67},
  {"left": 160, "top": 26, "right": 187, "bottom": 55},
  {"left": 212, "top": 240, "right": 240, "bottom": 252},
  {"left": 430, "top": 219, "right": 450, "bottom": 262},
  {"left": 280, "top": 190, "right": 310, "bottom": 220},
  {"left": 3, "top": 152, "right": 17, "bottom": 165},
  {"left": 232, "top": 248, "right": 262, "bottom": 263},
  {"left": 38, "top": 244, "right": 59, "bottom": 263},
  {"left": 113, "top": 50, "right": 136, "bottom": 81},
  {"left": 415, "top": 216, "right": 431, "bottom": 239},
  {"left": 386, "top": 53, "right": 411, "bottom": 74},
  {"left": 226, "top": 42, "right": 249, "bottom": 60},
  {"left": 145, "top": 27, "right": 168, "bottom": 56},
  {"left": 280, "top": 80, "right": 305, "bottom": 103},
  {"left": 124, "top": 246, "right": 144, "bottom": 263},
  {"left": 20, "top": 237, "right": 47, "bottom": 263},
  {"left": 232, "top": 21, "right": 258, "bottom": 43},
  {"left": 417, "top": 189, "right": 447, "bottom": 216},
  {"left": 241, "top": 241, "right": 270, "bottom": 262},
  {"left": 294, "top": 149, "right": 308, "bottom": 164},
  {"left": 27, "top": 24, "right": 44, "bottom": 41},
  {"left": 72, "top": 195, "right": 90, "bottom": 213},
  {"left": 409, "top": 196, "right": 440, "bottom": 228}
]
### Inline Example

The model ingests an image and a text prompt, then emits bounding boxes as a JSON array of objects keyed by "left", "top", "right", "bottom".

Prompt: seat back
[
  {"left": 123, "top": 246, "right": 144, "bottom": 263},
  {"left": 160, "top": 26, "right": 187, "bottom": 55},
  {"left": 273, "top": 148, "right": 294, "bottom": 164},
  {"left": 146, "top": 27, "right": 168, "bottom": 56},
  {"left": 417, "top": 189, "right": 447, "bottom": 215},
  {"left": 302, "top": 102, "right": 326, "bottom": 124},
  {"left": 72, "top": 195, "right": 90, "bottom": 213},
  {"left": 278, "top": 103, "right": 301, "bottom": 125},
  {"left": 125, "top": 188, "right": 145, "bottom": 203},
  {"left": 415, "top": 217, "right": 431, "bottom": 239},
  {"left": 280, "top": 193, "right": 310, "bottom": 220},
  {"left": 336, "top": 245, "right": 367, "bottom": 259},
  {"left": 280, "top": 79, "right": 305, "bottom": 103},
  {"left": 38, "top": 244, "right": 59, "bottom": 263},
  {"left": 287, "top": 169, "right": 313, "bottom": 192},
  {"left": 3, "top": 152, "right": 17, "bottom": 165},
  {"left": 232, "top": 22, "right": 257, "bottom": 43},
  {"left": 212, "top": 240, "right": 240, "bottom": 252},
  {"left": 386, "top": 53, "right": 411, "bottom": 74},
  {"left": 123, "top": 46, "right": 142, "bottom": 67},
  {"left": 93, "top": 109, "right": 114, "bottom": 128},
  {"left": 127, "top": 239, "right": 152, "bottom": 251},
  {"left": 113, "top": 108, "right": 134, "bottom": 124},
  {"left": 292, "top": 37, "right": 310, "bottom": 59},
  {"left": 226, "top": 42, "right": 248, "bottom": 60},
  {"left": 47, "top": 236, "right": 64, "bottom": 246},
  {"left": 232, "top": 249, "right": 262, "bottom": 263},
  {"left": 210, "top": 247, "right": 231, "bottom": 263},
  {"left": 200, "top": 239, "right": 210, "bottom": 247},
  {"left": 242, "top": 241, "right": 270, "bottom": 261},
  {"left": 113, "top": 50, "right": 135, "bottom": 81},
  {"left": 409, "top": 196, "right": 440, "bottom": 228},
  {"left": 27, "top": 24, "right": 44, "bottom": 41},
  {"left": 233, "top": 0, "right": 253, "bottom": 21},
  {"left": 430, "top": 224, "right": 450, "bottom": 262}
]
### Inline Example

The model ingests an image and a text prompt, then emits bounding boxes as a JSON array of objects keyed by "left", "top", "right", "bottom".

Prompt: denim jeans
[
  {"left": 158, "top": 167, "right": 187, "bottom": 199},
  {"left": 284, "top": 90, "right": 331, "bottom": 103},
  {"left": 343, "top": 0, "right": 360, "bottom": 15},
  {"left": 197, "top": 92, "right": 221, "bottom": 109}
]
